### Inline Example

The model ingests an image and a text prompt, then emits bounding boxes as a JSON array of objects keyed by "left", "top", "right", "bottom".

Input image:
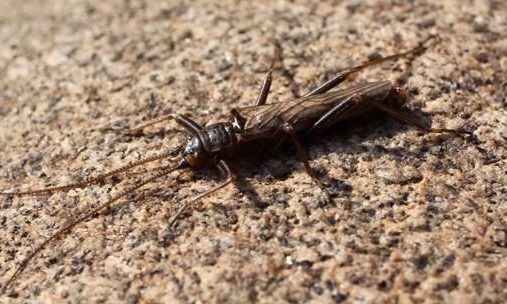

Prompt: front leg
[{"left": 125, "top": 113, "right": 204, "bottom": 136}]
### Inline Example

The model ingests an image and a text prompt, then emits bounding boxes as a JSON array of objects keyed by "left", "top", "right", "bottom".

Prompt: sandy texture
[{"left": 1, "top": 0, "right": 506, "bottom": 303}]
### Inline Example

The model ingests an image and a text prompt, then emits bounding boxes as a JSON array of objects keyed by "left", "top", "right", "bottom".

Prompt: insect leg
[
  {"left": 124, "top": 113, "right": 175, "bottom": 134},
  {"left": 254, "top": 42, "right": 283, "bottom": 106},
  {"left": 125, "top": 113, "right": 203, "bottom": 135},
  {"left": 306, "top": 81, "right": 393, "bottom": 135},
  {"left": 306, "top": 95, "right": 358, "bottom": 135},
  {"left": 172, "top": 114, "right": 204, "bottom": 134},
  {"left": 303, "top": 35, "right": 437, "bottom": 97},
  {"left": 282, "top": 123, "right": 331, "bottom": 200},
  {"left": 308, "top": 86, "right": 470, "bottom": 136},
  {"left": 253, "top": 68, "right": 273, "bottom": 106},
  {"left": 371, "top": 89, "right": 472, "bottom": 135},
  {"left": 168, "top": 160, "right": 235, "bottom": 227}
]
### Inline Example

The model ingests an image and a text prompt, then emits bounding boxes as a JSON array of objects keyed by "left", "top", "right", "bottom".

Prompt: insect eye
[{"left": 169, "top": 145, "right": 182, "bottom": 157}]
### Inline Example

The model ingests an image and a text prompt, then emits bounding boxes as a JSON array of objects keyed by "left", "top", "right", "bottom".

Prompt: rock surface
[{"left": 0, "top": 0, "right": 506, "bottom": 303}]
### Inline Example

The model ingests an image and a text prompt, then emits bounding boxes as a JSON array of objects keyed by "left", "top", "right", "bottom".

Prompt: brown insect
[{"left": 0, "top": 35, "right": 470, "bottom": 293}]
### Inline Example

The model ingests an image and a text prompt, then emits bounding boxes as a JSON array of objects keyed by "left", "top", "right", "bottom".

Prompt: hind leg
[
  {"left": 371, "top": 87, "right": 471, "bottom": 135},
  {"left": 308, "top": 86, "right": 470, "bottom": 136}
]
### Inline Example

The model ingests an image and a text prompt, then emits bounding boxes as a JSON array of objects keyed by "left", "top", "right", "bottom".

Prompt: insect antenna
[
  {"left": 0, "top": 149, "right": 179, "bottom": 196},
  {"left": 347, "top": 35, "right": 438, "bottom": 75},
  {"left": 1, "top": 160, "right": 186, "bottom": 294}
]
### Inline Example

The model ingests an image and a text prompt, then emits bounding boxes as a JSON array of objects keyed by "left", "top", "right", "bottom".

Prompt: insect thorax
[{"left": 200, "top": 123, "right": 238, "bottom": 153}]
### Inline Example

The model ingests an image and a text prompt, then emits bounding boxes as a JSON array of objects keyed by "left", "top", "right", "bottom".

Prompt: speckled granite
[{"left": 0, "top": 0, "right": 506, "bottom": 303}]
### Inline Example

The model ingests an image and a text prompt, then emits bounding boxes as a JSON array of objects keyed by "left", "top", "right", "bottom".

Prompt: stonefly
[{"left": 0, "top": 35, "right": 470, "bottom": 293}]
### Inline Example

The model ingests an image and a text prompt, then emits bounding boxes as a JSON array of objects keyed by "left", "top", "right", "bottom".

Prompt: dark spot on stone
[
  {"left": 426, "top": 193, "right": 436, "bottom": 203},
  {"left": 378, "top": 280, "right": 390, "bottom": 291},
  {"left": 436, "top": 275, "right": 459, "bottom": 291},
  {"left": 402, "top": 192, "right": 409, "bottom": 201},
  {"left": 298, "top": 260, "right": 313, "bottom": 270},
  {"left": 417, "top": 18, "right": 436, "bottom": 28},
  {"left": 333, "top": 292, "right": 348, "bottom": 303},
  {"left": 412, "top": 255, "right": 429, "bottom": 270},
  {"left": 252, "top": 198, "right": 270, "bottom": 209},
  {"left": 326, "top": 216, "right": 337, "bottom": 225},
  {"left": 404, "top": 280, "right": 420, "bottom": 293},
  {"left": 370, "top": 234, "right": 380, "bottom": 245},
  {"left": 492, "top": 229, "right": 506, "bottom": 248},
  {"left": 387, "top": 235, "right": 400, "bottom": 247},
  {"left": 470, "top": 273, "right": 484, "bottom": 293},
  {"left": 6, "top": 290, "right": 19, "bottom": 298},
  {"left": 441, "top": 254, "right": 455, "bottom": 268},
  {"left": 325, "top": 177, "right": 352, "bottom": 198},
  {"left": 367, "top": 51, "right": 383, "bottom": 61},
  {"left": 346, "top": 2, "right": 360, "bottom": 14},
  {"left": 190, "top": 272, "right": 201, "bottom": 284},
  {"left": 312, "top": 283, "right": 323, "bottom": 295},
  {"left": 160, "top": 231, "right": 176, "bottom": 247},
  {"left": 409, "top": 87, "right": 420, "bottom": 96},
  {"left": 203, "top": 256, "right": 217, "bottom": 266},
  {"left": 248, "top": 288, "right": 258, "bottom": 302},
  {"left": 259, "top": 228, "right": 273, "bottom": 241},
  {"left": 474, "top": 52, "right": 489, "bottom": 63},
  {"left": 278, "top": 237, "right": 290, "bottom": 247},
  {"left": 473, "top": 23, "right": 490, "bottom": 33},
  {"left": 225, "top": 212, "right": 238, "bottom": 225}
]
